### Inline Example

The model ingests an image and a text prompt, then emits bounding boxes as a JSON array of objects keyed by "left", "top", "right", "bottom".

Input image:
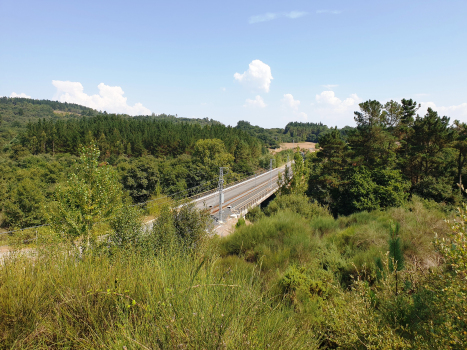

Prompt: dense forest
[
  {"left": 0, "top": 97, "right": 219, "bottom": 150},
  {"left": 19, "top": 115, "right": 262, "bottom": 159}
]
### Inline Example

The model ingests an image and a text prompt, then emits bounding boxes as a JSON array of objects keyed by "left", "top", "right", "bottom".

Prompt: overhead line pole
[{"left": 269, "top": 158, "right": 274, "bottom": 189}]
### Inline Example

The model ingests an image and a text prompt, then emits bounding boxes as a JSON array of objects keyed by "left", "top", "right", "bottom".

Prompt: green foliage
[
  {"left": 350, "top": 99, "right": 398, "bottom": 169},
  {"left": 148, "top": 204, "right": 178, "bottom": 250},
  {"left": 192, "top": 138, "right": 234, "bottom": 178},
  {"left": 341, "top": 167, "right": 410, "bottom": 215},
  {"left": 144, "top": 203, "right": 211, "bottom": 252},
  {"left": 1, "top": 185, "right": 461, "bottom": 348},
  {"left": 117, "top": 156, "right": 160, "bottom": 202},
  {"left": 173, "top": 203, "right": 211, "bottom": 247},
  {"left": 235, "top": 217, "right": 246, "bottom": 228},
  {"left": 278, "top": 265, "right": 330, "bottom": 307},
  {"left": 307, "top": 128, "right": 350, "bottom": 211},
  {"left": 412, "top": 175, "right": 457, "bottom": 203},
  {"left": 429, "top": 206, "right": 467, "bottom": 346},
  {"left": 289, "top": 151, "right": 308, "bottom": 194},
  {"left": 20, "top": 114, "right": 260, "bottom": 161},
  {"left": 221, "top": 211, "right": 315, "bottom": 269},
  {"left": 47, "top": 144, "right": 124, "bottom": 247},
  {"left": 308, "top": 98, "right": 463, "bottom": 215},
  {"left": 244, "top": 205, "right": 265, "bottom": 222},
  {"left": 2, "top": 178, "right": 46, "bottom": 228},
  {"left": 265, "top": 193, "right": 331, "bottom": 220},
  {"left": 109, "top": 205, "right": 143, "bottom": 249}
]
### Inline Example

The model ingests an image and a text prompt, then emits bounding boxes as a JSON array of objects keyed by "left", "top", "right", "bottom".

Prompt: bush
[
  {"left": 265, "top": 193, "right": 331, "bottom": 219},
  {"left": 236, "top": 217, "right": 246, "bottom": 228},
  {"left": 310, "top": 216, "right": 339, "bottom": 236},
  {"left": 279, "top": 265, "right": 330, "bottom": 301},
  {"left": 145, "top": 203, "right": 211, "bottom": 252},
  {"left": 109, "top": 205, "right": 143, "bottom": 249},
  {"left": 245, "top": 206, "right": 264, "bottom": 222},
  {"left": 221, "top": 211, "right": 314, "bottom": 270}
]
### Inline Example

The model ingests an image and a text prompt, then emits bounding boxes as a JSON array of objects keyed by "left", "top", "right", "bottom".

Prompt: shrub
[
  {"left": 221, "top": 211, "right": 314, "bottom": 270},
  {"left": 145, "top": 203, "right": 211, "bottom": 252},
  {"left": 265, "top": 193, "right": 331, "bottom": 219},
  {"left": 109, "top": 205, "right": 143, "bottom": 249},
  {"left": 236, "top": 217, "right": 246, "bottom": 228},
  {"left": 245, "top": 206, "right": 264, "bottom": 222},
  {"left": 310, "top": 216, "right": 339, "bottom": 236},
  {"left": 279, "top": 265, "right": 329, "bottom": 300}
]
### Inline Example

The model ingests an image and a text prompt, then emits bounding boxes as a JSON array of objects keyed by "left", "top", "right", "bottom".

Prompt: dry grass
[{"left": 269, "top": 142, "right": 316, "bottom": 154}]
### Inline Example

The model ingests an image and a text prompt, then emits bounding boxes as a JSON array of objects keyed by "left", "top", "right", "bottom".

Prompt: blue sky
[{"left": 1, "top": 0, "right": 466, "bottom": 128}]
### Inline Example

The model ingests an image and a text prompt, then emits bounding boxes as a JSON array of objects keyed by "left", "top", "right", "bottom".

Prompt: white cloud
[
  {"left": 418, "top": 101, "right": 467, "bottom": 120},
  {"left": 317, "top": 10, "right": 342, "bottom": 14},
  {"left": 322, "top": 84, "right": 338, "bottom": 90},
  {"left": 243, "top": 95, "right": 266, "bottom": 108},
  {"left": 10, "top": 92, "right": 31, "bottom": 98},
  {"left": 281, "top": 93, "right": 307, "bottom": 121},
  {"left": 282, "top": 94, "right": 300, "bottom": 110},
  {"left": 52, "top": 80, "right": 151, "bottom": 115},
  {"left": 316, "top": 91, "right": 360, "bottom": 110},
  {"left": 285, "top": 11, "right": 307, "bottom": 19},
  {"left": 249, "top": 11, "right": 307, "bottom": 23},
  {"left": 249, "top": 12, "right": 278, "bottom": 24},
  {"left": 234, "top": 60, "right": 273, "bottom": 93},
  {"left": 313, "top": 91, "right": 361, "bottom": 126},
  {"left": 221, "top": 87, "right": 226, "bottom": 92}
]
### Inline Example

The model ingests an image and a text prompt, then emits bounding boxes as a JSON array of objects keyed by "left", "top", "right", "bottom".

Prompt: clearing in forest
[{"left": 269, "top": 142, "right": 316, "bottom": 154}]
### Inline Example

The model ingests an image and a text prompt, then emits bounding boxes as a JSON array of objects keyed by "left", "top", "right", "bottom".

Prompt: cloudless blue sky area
[{"left": 1, "top": 0, "right": 466, "bottom": 127}]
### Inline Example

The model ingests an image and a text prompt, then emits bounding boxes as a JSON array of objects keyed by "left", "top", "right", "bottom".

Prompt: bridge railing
[
  {"left": 189, "top": 169, "right": 270, "bottom": 201},
  {"left": 232, "top": 183, "right": 279, "bottom": 217}
]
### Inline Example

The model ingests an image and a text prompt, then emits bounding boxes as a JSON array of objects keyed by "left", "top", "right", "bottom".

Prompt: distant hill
[{"left": 0, "top": 97, "right": 221, "bottom": 146}]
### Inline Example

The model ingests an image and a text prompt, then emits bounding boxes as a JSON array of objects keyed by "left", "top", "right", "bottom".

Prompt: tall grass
[
  {"left": 0, "top": 243, "right": 319, "bottom": 349},
  {"left": 221, "top": 210, "right": 319, "bottom": 271}
]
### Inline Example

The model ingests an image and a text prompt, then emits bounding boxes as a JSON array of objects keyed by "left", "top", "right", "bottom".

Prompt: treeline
[
  {"left": 19, "top": 114, "right": 263, "bottom": 159},
  {"left": 0, "top": 97, "right": 220, "bottom": 150},
  {"left": 235, "top": 120, "right": 348, "bottom": 148},
  {"left": 284, "top": 121, "right": 329, "bottom": 142},
  {"left": 308, "top": 98, "right": 467, "bottom": 215}
]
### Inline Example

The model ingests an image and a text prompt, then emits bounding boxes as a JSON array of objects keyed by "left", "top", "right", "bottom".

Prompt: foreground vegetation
[{"left": 1, "top": 193, "right": 465, "bottom": 349}]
